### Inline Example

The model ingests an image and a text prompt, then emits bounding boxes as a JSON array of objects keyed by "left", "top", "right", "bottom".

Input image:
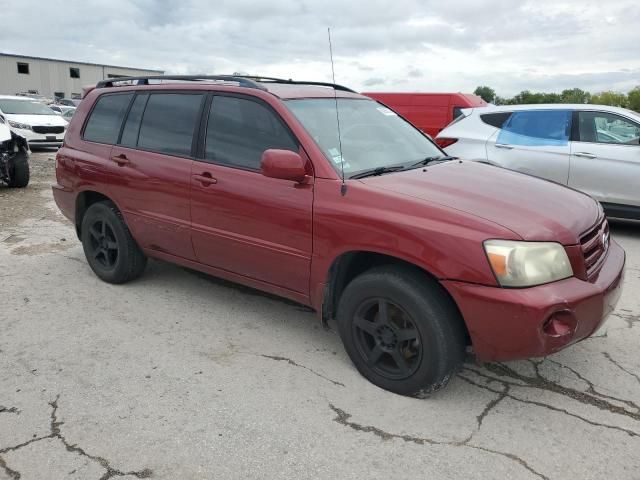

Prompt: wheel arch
[
  {"left": 74, "top": 189, "right": 121, "bottom": 238},
  {"left": 321, "top": 250, "right": 470, "bottom": 345}
]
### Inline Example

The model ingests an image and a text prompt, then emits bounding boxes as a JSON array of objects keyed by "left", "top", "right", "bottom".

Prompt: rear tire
[
  {"left": 80, "top": 201, "right": 147, "bottom": 284},
  {"left": 7, "top": 153, "right": 29, "bottom": 188},
  {"left": 337, "top": 265, "right": 466, "bottom": 397}
]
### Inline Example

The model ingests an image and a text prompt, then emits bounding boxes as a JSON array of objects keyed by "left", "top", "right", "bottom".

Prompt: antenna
[{"left": 328, "top": 27, "right": 347, "bottom": 196}]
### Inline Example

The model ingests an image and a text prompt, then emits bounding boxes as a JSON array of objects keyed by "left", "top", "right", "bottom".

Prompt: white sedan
[
  {"left": 437, "top": 103, "right": 640, "bottom": 220},
  {"left": 0, "top": 95, "right": 67, "bottom": 148}
]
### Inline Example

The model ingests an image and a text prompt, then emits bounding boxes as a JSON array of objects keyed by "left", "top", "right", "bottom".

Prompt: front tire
[
  {"left": 337, "top": 265, "right": 466, "bottom": 397},
  {"left": 80, "top": 201, "right": 147, "bottom": 284},
  {"left": 7, "top": 153, "right": 29, "bottom": 188}
]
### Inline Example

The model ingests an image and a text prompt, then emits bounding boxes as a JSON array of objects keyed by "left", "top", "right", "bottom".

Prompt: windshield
[
  {"left": 285, "top": 98, "right": 443, "bottom": 177},
  {"left": 0, "top": 99, "right": 56, "bottom": 115}
]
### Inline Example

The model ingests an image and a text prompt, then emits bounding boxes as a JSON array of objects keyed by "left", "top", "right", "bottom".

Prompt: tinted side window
[
  {"left": 138, "top": 93, "right": 204, "bottom": 156},
  {"left": 497, "top": 110, "right": 571, "bottom": 146},
  {"left": 120, "top": 94, "right": 149, "bottom": 147},
  {"left": 480, "top": 112, "right": 512, "bottom": 128},
  {"left": 453, "top": 107, "right": 464, "bottom": 120},
  {"left": 83, "top": 94, "right": 133, "bottom": 144},
  {"left": 205, "top": 96, "right": 298, "bottom": 170},
  {"left": 577, "top": 111, "right": 640, "bottom": 145}
]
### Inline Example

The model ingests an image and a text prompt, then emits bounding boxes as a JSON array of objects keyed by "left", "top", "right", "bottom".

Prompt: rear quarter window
[
  {"left": 480, "top": 112, "right": 512, "bottom": 128},
  {"left": 83, "top": 93, "right": 133, "bottom": 144}
]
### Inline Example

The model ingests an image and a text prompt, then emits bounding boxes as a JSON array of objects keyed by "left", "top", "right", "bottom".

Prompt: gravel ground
[{"left": 1, "top": 150, "right": 639, "bottom": 480}]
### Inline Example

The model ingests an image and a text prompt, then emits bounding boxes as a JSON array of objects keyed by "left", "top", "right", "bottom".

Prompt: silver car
[{"left": 437, "top": 104, "right": 640, "bottom": 220}]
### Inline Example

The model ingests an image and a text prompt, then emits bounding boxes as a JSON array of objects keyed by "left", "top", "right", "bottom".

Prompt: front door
[
  {"left": 190, "top": 94, "right": 313, "bottom": 295},
  {"left": 486, "top": 109, "right": 572, "bottom": 184},
  {"left": 569, "top": 110, "right": 640, "bottom": 209}
]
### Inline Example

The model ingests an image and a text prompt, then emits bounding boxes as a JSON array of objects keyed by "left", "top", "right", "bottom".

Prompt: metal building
[{"left": 0, "top": 52, "right": 164, "bottom": 101}]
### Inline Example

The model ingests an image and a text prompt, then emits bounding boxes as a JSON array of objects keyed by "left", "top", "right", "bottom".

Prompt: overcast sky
[{"left": 1, "top": 0, "right": 638, "bottom": 96}]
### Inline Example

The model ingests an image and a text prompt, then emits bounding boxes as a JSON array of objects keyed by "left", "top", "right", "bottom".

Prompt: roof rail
[
  {"left": 235, "top": 76, "right": 357, "bottom": 93},
  {"left": 95, "top": 75, "right": 267, "bottom": 90}
]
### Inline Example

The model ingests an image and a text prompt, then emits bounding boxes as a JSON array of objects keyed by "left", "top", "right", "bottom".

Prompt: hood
[
  {"left": 360, "top": 161, "right": 599, "bottom": 244},
  {"left": 5, "top": 113, "right": 67, "bottom": 127}
]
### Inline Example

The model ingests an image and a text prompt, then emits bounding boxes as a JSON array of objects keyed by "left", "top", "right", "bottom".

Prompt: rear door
[
  {"left": 486, "top": 109, "right": 572, "bottom": 184},
  {"left": 569, "top": 110, "right": 640, "bottom": 209},
  {"left": 109, "top": 91, "right": 205, "bottom": 260},
  {"left": 190, "top": 94, "right": 314, "bottom": 294}
]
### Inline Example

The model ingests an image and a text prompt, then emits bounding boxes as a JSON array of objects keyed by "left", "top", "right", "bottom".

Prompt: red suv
[{"left": 53, "top": 76, "right": 625, "bottom": 397}]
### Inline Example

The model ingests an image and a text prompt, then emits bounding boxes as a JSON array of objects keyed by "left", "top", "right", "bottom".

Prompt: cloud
[
  {"left": 362, "top": 77, "right": 387, "bottom": 87},
  {"left": 0, "top": 0, "right": 638, "bottom": 96}
]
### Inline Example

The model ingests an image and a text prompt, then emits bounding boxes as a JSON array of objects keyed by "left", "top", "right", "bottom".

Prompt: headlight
[
  {"left": 8, "top": 120, "right": 31, "bottom": 130},
  {"left": 484, "top": 240, "right": 573, "bottom": 287}
]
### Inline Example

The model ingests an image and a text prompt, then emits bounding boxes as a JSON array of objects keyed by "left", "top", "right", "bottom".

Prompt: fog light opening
[{"left": 543, "top": 311, "right": 577, "bottom": 337}]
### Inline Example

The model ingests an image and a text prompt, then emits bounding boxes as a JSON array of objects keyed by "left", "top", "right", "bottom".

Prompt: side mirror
[{"left": 261, "top": 149, "right": 307, "bottom": 182}]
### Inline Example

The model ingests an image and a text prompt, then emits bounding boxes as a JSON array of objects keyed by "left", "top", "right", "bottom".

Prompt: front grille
[
  {"left": 580, "top": 218, "right": 609, "bottom": 278},
  {"left": 32, "top": 126, "right": 64, "bottom": 134}
]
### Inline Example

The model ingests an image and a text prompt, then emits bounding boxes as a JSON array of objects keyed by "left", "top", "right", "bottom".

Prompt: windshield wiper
[
  {"left": 349, "top": 165, "right": 405, "bottom": 179},
  {"left": 408, "top": 155, "right": 457, "bottom": 168}
]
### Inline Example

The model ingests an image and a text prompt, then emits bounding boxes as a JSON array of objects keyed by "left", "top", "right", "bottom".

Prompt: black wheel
[
  {"left": 337, "top": 265, "right": 466, "bottom": 397},
  {"left": 7, "top": 153, "right": 29, "bottom": 188},
  {"left": 80, "top": 201, "right": 147, "bottom": 284}
]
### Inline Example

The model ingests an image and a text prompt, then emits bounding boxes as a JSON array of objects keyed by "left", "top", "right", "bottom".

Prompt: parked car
[
  {"left": 0, "top": 116, "right": 30, "bottom": 187},
  {"left": 15, "top": 92, "right": 54, "bottom": 104},
  {"left": 362, "top": 92, "right": 487, "bottom": 137},
  {"left": 49, "top": 105, "right": 76, "bottom": 116},
  {"left": 61, "top": 109, "right": 75, "bottom": 122},
  {"left": 53, "top": 76, "right": 624, "bottom": 397},
  {"left": 437, "top": 104, "right": 640, "bottom": 219},
  {"left": 0, "top": 95, "right": 68, "bottom": 148},
  {"left": 56, "top": 98, "right": 81, "bottom": 107}
]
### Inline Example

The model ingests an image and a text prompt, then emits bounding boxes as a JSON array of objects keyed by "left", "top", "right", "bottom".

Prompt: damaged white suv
[{"left": 0, "top": 116, "right": 30, "bottom": 188}]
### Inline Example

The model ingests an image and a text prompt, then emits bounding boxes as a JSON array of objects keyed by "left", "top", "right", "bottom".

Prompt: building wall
[{"left": 0, "top": 54, "right": 163, "bottom": 99}]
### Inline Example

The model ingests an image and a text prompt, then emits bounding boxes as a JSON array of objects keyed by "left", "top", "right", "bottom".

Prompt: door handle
[
  {"left": 574, "top": 152, "right": 596, "bottom": 159},
  {"left": 111, "top": 153, "right": 130, "bottom": 166},
  {"left": 495, "top": 144, "right": 513, "bottom": 149},
  {"left": 193, "top": 172, "right": 218, "bottom": 186}
]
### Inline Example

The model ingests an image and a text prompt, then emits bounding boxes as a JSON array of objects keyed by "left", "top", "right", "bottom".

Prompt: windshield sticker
[
  {"left": 377, "top": 107, "right": 397, "bottom": 116},
  {"left": 328, "top": 148, "right": 350, "bottom": 168}
]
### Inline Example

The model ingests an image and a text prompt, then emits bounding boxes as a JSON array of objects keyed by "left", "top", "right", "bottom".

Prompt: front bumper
[
  {"left": 443, "top": 240, "right": 625, "bottom": 361},
  {"left": 10, "top": 126, "right": 64, "bottom": 147}
]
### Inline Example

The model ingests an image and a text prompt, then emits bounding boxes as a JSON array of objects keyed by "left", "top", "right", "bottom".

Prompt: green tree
[
  {"left": 540, "top": 92, "right": 562, "bottom": 103},
  {"left": 511, "top": 90, "right": 549, "bottom": 104},
  {"left": 474, "top": 86, "right": 496, "bottom": 103},
  {"left": 493, "top": 95, "right": 509, "bottom": 106},
  {"left": 560, "top": 88, "right": 591, "bottom": 104},
  {"left": 591, "top": 91, "right": 628, "bottom": 108},
  {"left": 627, "top": 87, "right": 640, "bottom": 112}
]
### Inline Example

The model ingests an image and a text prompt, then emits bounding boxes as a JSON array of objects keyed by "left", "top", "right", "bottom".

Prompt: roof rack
[
  {"left": 95, "top": 74, "right": 357, "bottom": 94},
  {"left": 236, "top": 76, "right": 357, "bottom": 93},
  {"left": 95, "top": 75, "right": 267, "bottom": 90}
]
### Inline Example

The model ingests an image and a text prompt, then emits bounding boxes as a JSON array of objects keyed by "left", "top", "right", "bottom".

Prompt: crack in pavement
[
  {"left": 474, "top": 383, "right": 509, "bottom": 433},
  {"left": 0, "top": 456, "right": 20, "bottom": 480},
  {"left": 0, "top": 406, "right": 20, "bottom": 415},
  {"left": 471, "top": 362, "right": 640, "bottom": 424},
  {"left": 611, "top": 312, "right": 640, "bottom": 329},
  {"left": 259, "top": 354, "right": 345, "bottom": 387},
  {"left": 0, "top": 395, "right": 152, "bottom": 480},
  {"left": 603, "top": 352, "right": 640, "bottom": 385},
  {"left": 546, "top": 359, "right": 640, "bottom": 413},
  {"left": 458, "top": 373, "right": 640, "bottom": 439},
  {"left": 457, "top": 381, "right": 509, "bottom": 445},
  {"left": 329, "top": 403, "right": 549, "bottom": 480}
]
